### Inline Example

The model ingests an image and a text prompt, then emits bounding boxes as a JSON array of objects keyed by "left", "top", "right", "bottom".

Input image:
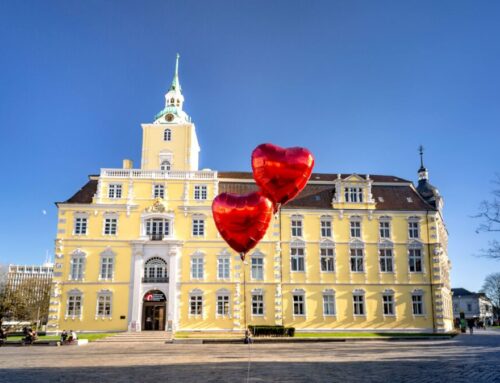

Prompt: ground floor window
[
  {"left": 293, "top": 293, "right": 305, "bottom": 316},
  {"left": 190, "top": 294, "right": 203, "bottom": 315},
  {"left": 97, "top": 293, "right": 112, "bottom": 317},
  {"left": 353, "top": 293, "right": 365, "bottom": 316},
  {"left": 382, "top": 293, "right": 394, "bottom": 316},
  {"left": 412, "top": 293, "right": 424, "bottom": 315},
  {"left": 252, "top": 293, "right": 264, "bottom": 316},
  {"left": 67, "top": 293, "right": 82, "bottom": 317},
  {"left": 216, "top": 293, "right": 230, "bottom": 316},
  {"left": 323, "top": 293, "right": 336, "bottom": 316}
]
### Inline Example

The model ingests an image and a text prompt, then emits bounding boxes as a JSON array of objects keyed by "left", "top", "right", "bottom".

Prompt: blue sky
[{"left": 0, "top": 0, "right": 499, "bottom": 291}]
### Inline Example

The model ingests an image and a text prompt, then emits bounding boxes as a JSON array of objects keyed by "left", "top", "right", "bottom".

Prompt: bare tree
[
  {"left": 481, "top": 272, "right": 500, "bottom": 319},
  {"left": 476, "top": 174, "right": 500, "bottom": 259}
]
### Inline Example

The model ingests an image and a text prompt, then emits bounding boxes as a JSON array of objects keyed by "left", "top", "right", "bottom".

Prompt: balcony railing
[
  {"left": 142, "top": 276, "right": 169, "bottom": 284},
  {"left": 101, "top": 168, "right": 217, "bottom": 180},
  {"left": 149, "top": 234, "right": 164, "bottom": 241}
]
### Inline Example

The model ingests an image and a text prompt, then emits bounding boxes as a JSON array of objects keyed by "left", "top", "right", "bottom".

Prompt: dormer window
[
  {"left": 160, "top": 160, "right": 171, "bottom": 171},
  {"left": 345, "top": 187, "right": 363, "bottom": 203}
]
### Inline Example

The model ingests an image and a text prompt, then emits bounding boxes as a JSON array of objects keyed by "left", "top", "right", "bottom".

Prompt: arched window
[
  {"left": 164, "top": 129, "right": 171, "bottom": 141},
  {"left": 144, "top": 257, "right": 168, "bottom": 283},
  {"left": 160, "top": 160, "right": 171, "bottom": 171},
  {"left": 170, "top": 97, "right": 175, "bottom": 105}
]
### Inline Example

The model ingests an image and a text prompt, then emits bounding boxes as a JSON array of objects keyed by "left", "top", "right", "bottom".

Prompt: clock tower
[{"left": 141, "top": 54, "right": 200, "bottom": 171}]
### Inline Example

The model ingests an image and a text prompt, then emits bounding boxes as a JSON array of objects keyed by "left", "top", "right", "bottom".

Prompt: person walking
[{"left": 467, "top": 318, "right": 475, "bottom": 335}]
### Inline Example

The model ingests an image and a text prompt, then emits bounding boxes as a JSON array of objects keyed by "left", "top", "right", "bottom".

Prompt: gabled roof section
[
  {"left": 218, "top": 171, "right": 411, "bottom": 183},
  {"left": 58, "top": 178, "right": 97, "bottom": 205}
]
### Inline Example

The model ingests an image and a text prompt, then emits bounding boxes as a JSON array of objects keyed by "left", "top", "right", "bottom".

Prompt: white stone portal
[{"left": 128, "top": 241, "right": 182, "bottom": 332}]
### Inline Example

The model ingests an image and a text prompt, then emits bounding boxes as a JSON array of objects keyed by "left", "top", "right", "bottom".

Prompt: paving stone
[{"left": 0, "top": 330, "right": 499, "bottom": 382}]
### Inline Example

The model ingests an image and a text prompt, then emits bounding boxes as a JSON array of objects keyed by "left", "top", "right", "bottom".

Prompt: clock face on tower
[{"left": 165, "top": 113, "right": 174, "bottom": 122}]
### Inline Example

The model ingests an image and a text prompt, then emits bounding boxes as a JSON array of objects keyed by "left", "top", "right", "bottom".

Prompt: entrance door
[
  {"left": 143, "top": 302, "right": 166, "bottom": 331},
  {"left": 142, "top": 290, "right": 167, "bottom": 331}
]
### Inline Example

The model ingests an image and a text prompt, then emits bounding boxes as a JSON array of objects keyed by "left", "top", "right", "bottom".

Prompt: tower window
[
  {"left": 164, "top": 129, "right": 171, "bottom": 141},
  {"left": 160, "top": 160, "right": 171, "bottom": 171},
  {"left": 170, "top": 97, "right": 175, "bottom": 105}
]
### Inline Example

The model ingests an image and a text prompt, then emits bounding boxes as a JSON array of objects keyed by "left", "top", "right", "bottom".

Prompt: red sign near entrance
[{"left": 144, "top": 291, "right": 166, "bottom": 302}]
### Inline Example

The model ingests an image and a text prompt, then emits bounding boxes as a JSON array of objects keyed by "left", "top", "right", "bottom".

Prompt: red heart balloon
[
  {"left": 252, "top": 143, "right": 315, "bottom": 206},
  {"left": 212, "top": 192, "right": 273, "bottom": 257}
]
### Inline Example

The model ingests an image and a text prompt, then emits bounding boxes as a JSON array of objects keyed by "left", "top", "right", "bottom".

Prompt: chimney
[{"left": 123, "top": 159, "right": 133, "bottom": 169}]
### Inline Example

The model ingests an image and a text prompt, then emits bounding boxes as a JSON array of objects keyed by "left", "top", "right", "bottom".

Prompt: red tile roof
[{"left": 60, "top": 172, "right": 434, "bottom": 211}]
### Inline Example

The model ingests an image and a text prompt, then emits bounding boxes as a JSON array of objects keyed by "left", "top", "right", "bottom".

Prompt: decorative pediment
[{"left": 343, "top": 174, "right": 368, "bottom": 183}]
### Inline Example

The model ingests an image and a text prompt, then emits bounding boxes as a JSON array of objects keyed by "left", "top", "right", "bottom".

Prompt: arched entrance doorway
[{"left": 142, "top": 290, "right": 166, "bottom": 331}]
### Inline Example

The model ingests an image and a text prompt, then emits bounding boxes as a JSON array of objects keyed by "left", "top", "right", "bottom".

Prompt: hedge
[{"left": 248, "top": 325, "right": 295, "bottom": 337}]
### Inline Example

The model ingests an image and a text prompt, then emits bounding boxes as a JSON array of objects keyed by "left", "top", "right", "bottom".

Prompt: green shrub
[{"left": 248, "top": 325, "right": 295, "bottom": 337}]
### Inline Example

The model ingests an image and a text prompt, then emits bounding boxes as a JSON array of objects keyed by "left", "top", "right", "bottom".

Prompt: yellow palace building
[{"left": 47, "top": 56, "right": 453, "bottom": 334}]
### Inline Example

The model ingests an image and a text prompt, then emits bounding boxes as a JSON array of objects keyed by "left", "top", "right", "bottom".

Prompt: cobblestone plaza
[{"left": 1, "top": 331, "right": 499, "bottom": 382}]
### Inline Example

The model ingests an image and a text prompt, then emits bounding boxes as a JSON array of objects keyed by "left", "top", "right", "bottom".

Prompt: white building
[{"left": 452, "top": 288, "right": 494, "bottom": 324}]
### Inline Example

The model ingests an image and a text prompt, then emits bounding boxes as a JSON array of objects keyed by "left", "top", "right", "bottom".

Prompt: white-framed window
[
  {"left": 103, "top": 217, "right": 117, "bottom": 235},
  {"left": 408, "top": 218, "right": 420, "bottom": 239},
  {"left": 382, "top": 292, "right": 395, "bottom": 316},
  {"left": 350, "top": 247, "right": 364, "bottom": 272},
  {"left": 345, "top": 187, "right": 363, "bottom": 203},
  {"left": 108, "top": 184, "right": 122, "bottom": 199},
  {"left": 194, "top": 185, "right": 208, "bottom": 200},
  {"left": 160, "top": 160, "right": 171, "bottom": 171},
  {"left": 252, "top": 291, "right": 264, "bottom": 316},
  {"left": 144, "top": 257, "right": 168, "bottom": 281},
  {"left": 99, "top": 255, "right": 114, "bottom": 280},
  {"left": 290, "top": 244, "right": 305, "bottom": 272},
  {"left": 291, "top": 217, "right": 303, "bottom": 237},
  {"left": 216, "top": 290, "right": 230, "bottom": 316},
  {"left": 412, "top": 292, "right": 424, "bottom": 315},
  {"left": 323, "top": 291, "right": 336, "bottom": 316},
  {"left": 191, "top": 256, "right": 204, "bottom": 279},
  {"left": 153, "top": 184, "right": 165, "bottom": 199},
  {"left": 217, "top": 256, "right": 230, "bottom": 279},
  {"left": 353, "top": 291, "right": 365, "bottom": 315},
  {"left": 320, "top": 216, "right": 332, "bottom": 238},
  {"left": 409, "top": 247, "right": 423, "bottom": 273},
  {"left": 70, "top": 253, "right": 85, "bottom": 280},
  {"left": 379, "top": 220, "right": 391, "bottom": 239},
  {"left": 164, "top": 128, "right": 171, "bottom": 141},
  {"left": 350, "top": 219, "right": 361, "bottom": 238},
  {"left": 74, "top": 216, "right": 88, "bottom": 235},
  {"left": 192, "top": 218, "right": 205, "bottom": 236},
  {"left": 96, "top": 291, "right": 112, "bottom": 317},
  {"left": 189, "top": 290, "right": 203, "bottom": 316},
  {"left": 379, "top": 248, "right": 394, "bottom": 273},
  {"left": 320, "top": 241, "right": 335, "bottom": 272},
  {"left": 293, "top": 292, "right": 305, "bottom": 316},
  {"left": 251, "top": 256, "right": 264, "bottom": 280},
  {"left": 145, "top": 218, "right": 170, "bottom": 239},
  {"left": 66, "top": 291, "right": 82, "bottom": 317}
]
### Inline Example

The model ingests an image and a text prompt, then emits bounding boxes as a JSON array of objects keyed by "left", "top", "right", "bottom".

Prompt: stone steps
[{"left": 95, "top": 332, "right": 172, "bottom": 343}]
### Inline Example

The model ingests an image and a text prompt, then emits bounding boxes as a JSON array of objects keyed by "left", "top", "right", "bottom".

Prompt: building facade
[
  {"left": 452, "top": 288, "right": 494, "bottom": 324},
  {"left": 7, "top": 263, "right": 54, "bottom": 292},
  {"left": 47, "top": 57, "right": 453, "bottom": 334}
]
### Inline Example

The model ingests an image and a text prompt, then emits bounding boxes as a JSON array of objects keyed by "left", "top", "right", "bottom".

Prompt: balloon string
[{"left": 246, "top": 341, "right": 251, "bottom": 383}]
